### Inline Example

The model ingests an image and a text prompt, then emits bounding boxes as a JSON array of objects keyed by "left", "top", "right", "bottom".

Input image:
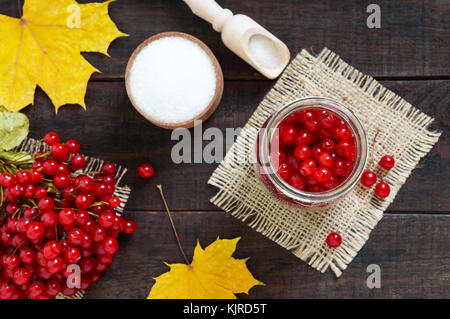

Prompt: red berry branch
[{"left": 0, "top": 132, "right": 136, "bottom": 299}]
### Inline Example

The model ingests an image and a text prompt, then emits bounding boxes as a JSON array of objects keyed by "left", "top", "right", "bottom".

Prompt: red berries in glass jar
[{"left": 275, "top": 108, "right": 357, "bottom": 192}]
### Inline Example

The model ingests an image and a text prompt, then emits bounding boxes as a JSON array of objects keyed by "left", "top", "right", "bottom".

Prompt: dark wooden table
[{"left": 6, "top": 0, "right": 449, "bottom": 298}]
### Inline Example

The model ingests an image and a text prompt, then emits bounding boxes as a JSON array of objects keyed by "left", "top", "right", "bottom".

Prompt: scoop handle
[{"left": 183, "top": 0, "right": 233, "bottom": 32}]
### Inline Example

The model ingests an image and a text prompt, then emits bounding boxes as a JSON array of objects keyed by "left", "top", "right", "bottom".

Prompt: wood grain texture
[
  {"left": 23, "top": 80, "right": 449, "bottom": 212},
  {"left": 2, "top": 0, "right": 449, "bottom": 79},
  {"left": 84, "top": 211, "right": 450, "bottom": 299}
]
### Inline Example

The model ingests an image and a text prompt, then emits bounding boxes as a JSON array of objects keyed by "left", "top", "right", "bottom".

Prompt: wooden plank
[
  {"left": 84, "top": 211, "right": 450, "bottom": 299},
  {"left": 23, "top": 80, "right": 449, "bottom": 212},
  {"left": 1, "top": 0, "right": 449, "bottom": 79}
]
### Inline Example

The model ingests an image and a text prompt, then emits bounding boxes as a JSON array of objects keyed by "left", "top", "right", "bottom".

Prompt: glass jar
[{"left": 255, "top": 96, "right": 368, "bottom": 209}]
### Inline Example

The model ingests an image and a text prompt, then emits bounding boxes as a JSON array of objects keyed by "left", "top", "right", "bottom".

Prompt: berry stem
[
  {"left": 370, "top": 129, "right": 381, "bottom": 165},
  {"left": 157, "top": 184, "right": 191, "bottom": 267}
]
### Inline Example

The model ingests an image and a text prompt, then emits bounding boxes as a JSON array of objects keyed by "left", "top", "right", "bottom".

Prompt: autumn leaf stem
[
  {"left": 17, "top": 0, "right": 22, "bottom": 17},
  {"left": 157, "top": 184, "right": 191, "bottom": 267}
]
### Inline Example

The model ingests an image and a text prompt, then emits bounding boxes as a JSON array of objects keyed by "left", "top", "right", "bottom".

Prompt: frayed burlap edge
[
  {"left": 14, "top": 137, "right": 131, "bottom": 298},
  {"left": 208, "top": 48, "right": 442, "bottom": 277}
]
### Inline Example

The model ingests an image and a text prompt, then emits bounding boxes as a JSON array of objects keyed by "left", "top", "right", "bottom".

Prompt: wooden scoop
[{"left": 183, "top": 0, "right": 291, "bottom": 79}]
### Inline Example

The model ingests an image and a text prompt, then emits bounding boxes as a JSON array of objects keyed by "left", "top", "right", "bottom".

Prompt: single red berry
[
  {"left": 93, "top": 182, "right": 108, "bottom": 198},
  {"left": 4, "top": 254, "right": 20, "bottom": 270},
  {"left": 323, "top": 175, "right": 339, "bottom": 190},
  {"left": 101, "top": 237, "right": 118, "bottom": 255},
  {"left": 75, "top": 210, "right": 90, "bottom": 226},
  {"left": 44, "top": 132, "right": 60, "bottom": 146},
  {"left": 320, "top": 138, "right": 335, "bottom": 152},
  {"left": 0, "top": 173, "right": 15, "bottom": 187},
  {"left": 16, "top": 170, "right": 32, "bottom": 185},
  {"left": 317, "top": 151, "right": 334, "bottom": 168},
  {"left": 71, "top": 154, "right": 86, "bottom": 171},
  {"left": 123, "top": 220, "right": 136, "bottom": 234},
  {"left": 375, "top": 182, "right": 390, "bottom": 198},
  {"left": 286, "top": 155, "right": 300, "bottom": 171},
  {"left": 45, "top": 280, "right": 61, "bottom": 297},
  {"left": 333, "top": 126, "right": 352, "bottom": 141},
  {"left": 64, "top": 247, "right": 81, "bottom": 264},
  {"left": 7, "top": 219, "right": 18, "bottom": 233},
  {"left": 66, "top": 139, "right": 81, "bottom": 154},
  {"left": 78, "top": 176, "right": 94, "bottom": 193},
  {"left": 19, "top": 248, "right": 36, "bottom": 264},
  {"left": 23, "top": 207, "right": 38, "bottom": 219},
  {"left": 6, "top": 202, "right": 19, "bottom": 215},
  {"left": 280, "top": 125, "right": 296, "bottom": 145},
  {"left": 277, "top": 162, "right": 291, "bottom": 181},
  {"left": 46, "top": 257, "right": 64, "bottom": 274},
  {"left": 294, "top": 130, "right": 312, "bottom": 146},
  {"left": 379, "top": 155, "right": 395, "bottom": 170},
  {"left": 26, "top": 222, "right": 45, "bottom": 241},
  {"left": 80, "top": 233, "right": 93, "bottom": 249},
  {"left": 360, "top": 170, "right": 377, "bottom": 187},
  {"left": 299, "top": 159, "right": 317, "bottom": 177},
  {"left": 288, "top": 173, "right": 307, "bottom": 191},
  {"left": 42, "top": 160, "right": 58, "bottom": 176},
  {"left": 32, "top": 161, "right": 44, "bottom": 170},
  {"left": 43, "top": 241, "right": 62, "bottom": 259},
  {"left": 34, "top": 187, "right": 47, "bottom": 200},
  {"left": 61, "top": 285, "right": 78, "bottom": 297},
  {"left": 58, "top": 208, "right": 76, "bottom": 227},
  {"left": 23, "top": 184, "right": 36, "bottom": 198},
  {"left": 41, "top": 211, "right": 58, "bottom": 227},
  {"left": 30, "top": 170, "right": 42, "bottom": 184},
  {"left": 38, "top": 196, "right": 55, "bottom": 212},
  {"left": 107, "top": 196, "right": 121, "bottom": 209},
  {"left": 335, "top": 141, "right": 355, "bottom": 160},
  {"left": 51, "top": 143, "right": 70, "bottom": 162},
  {"left": 11, "top": 233, "right": 28, "bottom": 248},
  {"left": 56, "top": 164, "right": 70, "bottom": 176},
  {"left": 101, "top": 162, "right": 117, "bottom": 176},
  {"left": 317, "top": 111, "right": 336, "bottom": 129},
  {"left": 111, "top": 215, "right": 124, "bottom": 232},
  {"left": 304, "top": 119, "right": 320, "bottom": 132},
  {"left": 313, "top": 167, "right": 332, "bottom": 184},
  {"left": 53, "top": 174, "right": 70, "bottom": 188},
  {"left": 68, "top": 228, "right": 85, "bottom": 246},
  {"left": 9, "top": 184, "right": 24, "bottom": 197},
  {"left": 17, "top": 217, "right": 33, "bottom": 233},
  {"left": 13, "top": 267, "right": 31, "bottom": 285},
  {"left": 326, "top": 232, "right": 342, "bottom": 248},
  {"left": 91, "top": 226, "right": 107, "bottom": 242},
  {"left": 138, "top": 163, "right": 154, "bottom": 179},
  {"left": 98, "top": 211, "right": 115, "bottom": 228},
  {"left": 75, "top": 193, "right": 93, "bottom": 210},
  {"left": 102, "top": 174, "right": 116, "bottom": 186},
  {"left": 294, "top": 145, "right": 311, "bottom": 161}
]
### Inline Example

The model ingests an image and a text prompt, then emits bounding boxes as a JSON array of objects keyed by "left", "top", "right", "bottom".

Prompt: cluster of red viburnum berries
[{"left": 0, "top": 132, "right": 136, "bottom": 299}]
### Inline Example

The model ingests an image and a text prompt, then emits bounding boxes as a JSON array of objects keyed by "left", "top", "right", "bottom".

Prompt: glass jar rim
[{"left": 259, "top": 96, "right": 368, "bottom": 204}]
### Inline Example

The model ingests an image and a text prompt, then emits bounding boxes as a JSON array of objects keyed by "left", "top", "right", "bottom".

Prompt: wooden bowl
[{"left": 125, "top": 32, "right": 224, "bottom": 130}]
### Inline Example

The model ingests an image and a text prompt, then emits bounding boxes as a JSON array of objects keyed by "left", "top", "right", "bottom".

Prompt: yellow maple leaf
[
  {"left": 0, "top": 0, "right": 126, "bottom": 112},
  {"left": 148, "top": 237, "right": 263, "bottom": 299}
]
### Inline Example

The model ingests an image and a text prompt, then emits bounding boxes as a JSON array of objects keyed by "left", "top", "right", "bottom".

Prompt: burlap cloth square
[{"left": 208, "top": 48, "right": 441, "bottom": 277}]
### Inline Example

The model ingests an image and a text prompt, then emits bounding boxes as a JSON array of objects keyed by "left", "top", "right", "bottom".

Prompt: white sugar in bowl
[{"left": 125, "top": 32, "right": 224, "bottom": 129}]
